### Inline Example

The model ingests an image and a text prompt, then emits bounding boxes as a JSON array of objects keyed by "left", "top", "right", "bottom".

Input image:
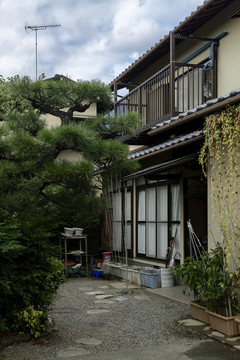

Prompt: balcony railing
[{"left": 115, "top": 61, "right": 214, "bottom": 126}]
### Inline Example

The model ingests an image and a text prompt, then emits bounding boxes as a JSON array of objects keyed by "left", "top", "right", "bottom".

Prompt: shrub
[
  {"left": 0, "top": 220, "right": 64, "bottom": 335},
  {"left": 15, "top": 307, "right": 47, "bottom": 338}
]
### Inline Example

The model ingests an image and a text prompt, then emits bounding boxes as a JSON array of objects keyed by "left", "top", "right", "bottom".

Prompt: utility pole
[{"left": 25, "top": 24, "right": 61, "bottom": 80}]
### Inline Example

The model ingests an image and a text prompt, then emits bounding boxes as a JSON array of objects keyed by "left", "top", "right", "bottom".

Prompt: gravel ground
[{"left": 0, "top": 277, "right": 208, "bottom": 360}]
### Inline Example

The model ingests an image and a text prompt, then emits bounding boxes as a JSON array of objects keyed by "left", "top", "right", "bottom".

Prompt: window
[{"left": 137, "top": 182, "right": 180, "bottom": 260}]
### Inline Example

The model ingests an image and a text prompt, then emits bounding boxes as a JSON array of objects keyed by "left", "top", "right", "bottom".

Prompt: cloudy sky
[{"left": 0, "top": 0, "right": 204, "bottom": 84}]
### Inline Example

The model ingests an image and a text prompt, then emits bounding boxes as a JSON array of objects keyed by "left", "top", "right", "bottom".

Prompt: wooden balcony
[{"left": 114, "top": 61, "right": 214, "bottom": 127}]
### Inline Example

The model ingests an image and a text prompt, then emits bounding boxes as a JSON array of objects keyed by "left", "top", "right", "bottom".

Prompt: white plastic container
[
  {"left": 64, "top": 227, "right": 75, "bottom": 236},
  {"left": 161, "top": 268, "right": 174, "bottom": 288},
  {"left": 73, "top": 228, "right": 83, "bottom": 236}
]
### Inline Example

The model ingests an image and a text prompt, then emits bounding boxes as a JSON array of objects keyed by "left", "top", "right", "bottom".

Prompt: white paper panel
[
  {"left": 146, "top": 188, "right": 156, "bottom": 221},
  {"left": 112, "top": 192, "right": 122, "bottom": 221},
  {"left": 157, "top": 185, "right": 168, "bottom": 221},
  {"left": 126, "top": 191, "right": 131, "bottom": 221},
  {"left": 146, "top": 223, "right": 156, "bottom": 257},
  {"left": 138, "top": 190, "right": 145, "bottom": 221},
  {"left": 126, "top": 223, "right": 131, "bottom": 250},
  {"left": 112, "top": 222, "right": 122, "bottom": 251},
  {"left": 137, "top": 224, "right": 145, "bottom": 254},
  {"left": 171, "top": 184, "right": 180, "bottom": 221},
  {"left": 157, "top": 223, "right": 168, "bottom": 258}
]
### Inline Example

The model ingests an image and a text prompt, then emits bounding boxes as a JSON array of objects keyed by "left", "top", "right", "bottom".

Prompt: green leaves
[
  {"left": 0, "top": 75, "right": 141, "bottom": 334},
  {"left": 86, "top": 112, "right": 141, "bottom": 139},
  {"left": 172, "top": 244, "right": 240, "bottom": 316},
  {"left": 199, "top": 104, "right": 240, "bottom": 276}
]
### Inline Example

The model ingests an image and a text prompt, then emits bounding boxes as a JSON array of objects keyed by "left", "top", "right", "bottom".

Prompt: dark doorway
[{"left": 184, "top": 176, "right": 207, "bottom": 258}]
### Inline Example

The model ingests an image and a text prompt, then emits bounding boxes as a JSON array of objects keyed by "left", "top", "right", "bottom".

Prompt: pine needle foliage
[{"left": 0, "top": 75, "right": 140, "bottom": 334}]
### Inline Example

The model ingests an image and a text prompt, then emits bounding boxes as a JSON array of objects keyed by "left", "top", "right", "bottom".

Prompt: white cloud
[{"left": 0, "top": 0, "right": 204, "bottom": 84}]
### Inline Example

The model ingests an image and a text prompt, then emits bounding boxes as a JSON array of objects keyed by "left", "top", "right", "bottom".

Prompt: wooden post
[
  {"left": 170, "top": 32, "right": 176, "bottom": 117},
  {"left": 114, "top": 80, "right": 118, "bottom": 115},
  {"left": 138, "top": 87, "right": 142, "bottom": 118}
]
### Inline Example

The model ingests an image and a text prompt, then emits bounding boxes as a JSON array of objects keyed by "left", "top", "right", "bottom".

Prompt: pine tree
[{"left": 0, "top": 75, "right": 140, "bottom": 333}]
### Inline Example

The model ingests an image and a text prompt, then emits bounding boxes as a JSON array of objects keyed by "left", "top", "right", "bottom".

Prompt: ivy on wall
[{"left": 199, "top": 104, "right": 240, "bottom": 275}]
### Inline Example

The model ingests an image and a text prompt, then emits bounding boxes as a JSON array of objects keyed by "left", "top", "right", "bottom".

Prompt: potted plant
[
  {"left": 172, "top": 253, "right": 209, "bottom": 324},
  {"left": 203, "top": 246, "right": 240, "bottom": 337},
  {"left": 172, "top": 244, "right": 240, "bottom": 336}
]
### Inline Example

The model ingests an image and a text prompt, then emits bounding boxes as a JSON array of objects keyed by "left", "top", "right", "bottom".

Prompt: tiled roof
[
  {"left": 123, "top": 154, "right": 197, "bottom": 180},
  {"left": 128, "top": 87, "right": 240, "bottom": 160},
  {"left": 150, "top": 88, "right": 240, "bottom": 132},
  {"left": 129, "top": 130, "right": 203, "bottom": 160}
]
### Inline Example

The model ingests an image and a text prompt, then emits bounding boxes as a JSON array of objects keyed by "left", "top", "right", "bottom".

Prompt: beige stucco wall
[{"left": 43, "top": 101, "right": 97, "bottom": 129}]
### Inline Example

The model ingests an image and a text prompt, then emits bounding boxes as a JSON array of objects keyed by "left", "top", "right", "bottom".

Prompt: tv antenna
[{"left": 25, "top": 24, "right": 61, "bottom": 80}]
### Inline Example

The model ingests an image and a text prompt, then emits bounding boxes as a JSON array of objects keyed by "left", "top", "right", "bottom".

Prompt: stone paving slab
[
  {"left": 226, "top": 336, "right": 240, "bottom": 342},
  {"left": 212, "top": 331, "right": 225, "bottom": 338},
  {"left": 57, "top": 347, "right": 91, "bottom": 358},
  {"left": 75, "top": 337, "right": 102, "bottom": 345},
  {"left": 86, "top": 291, "right": 105, "bottom": 295},
  {"left": 179, "top": 318, "right": 240, "bottom": 350},
  {"left": 179, "top": 319, "right": 205, "bottom": 327},
  {"left": 87, "top": 309, "right": 110, "bottom": 315},
  {"left": 95, "top": 294, "right": 114, "bottom": 300}
]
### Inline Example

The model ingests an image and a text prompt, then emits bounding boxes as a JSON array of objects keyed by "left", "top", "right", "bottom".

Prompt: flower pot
[
  {"left": 120, "top": 266, "right": 130, "bottom": 281},
  {"left": 102, "top": 252, "right": 112, "bottom": 262},
  {"left": 235, "top": 317, "right": 240, "bottom": 333},
  {"left": 206, "top": 310, "right": 240, "bottom": 337},
  {"left": 73, "top": 228, "right": 83, "bottom": 236},
  {"left": 109, "top": 263, "right": 122, "bottom": 277},
  {"left": 131, "top": 267, "right": 143, "bottom": 285},
  {"left": 190, "top": 301, "right": 209, "bottom": 324},
  {"left": 64, "top": 227, "right": 74, "bottom": 236}
]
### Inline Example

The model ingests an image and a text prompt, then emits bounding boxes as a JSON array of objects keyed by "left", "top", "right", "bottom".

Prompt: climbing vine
[{"left": 199, "top": 104, "right": 240, "bottom": 276}]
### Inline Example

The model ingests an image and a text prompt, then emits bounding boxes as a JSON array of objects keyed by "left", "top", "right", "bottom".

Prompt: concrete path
[{"left": 52, "top": 340, "right": 239, "bottom": 360}]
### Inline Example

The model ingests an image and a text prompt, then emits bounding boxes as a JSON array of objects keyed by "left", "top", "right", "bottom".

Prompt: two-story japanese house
[{"left": 108, "top": 0, "right": 240, "bottom": 267}]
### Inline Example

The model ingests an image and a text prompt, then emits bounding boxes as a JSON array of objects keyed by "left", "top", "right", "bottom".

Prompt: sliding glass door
[{"left": 137, "top": 181, "right": 180, "bottom": 260}]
